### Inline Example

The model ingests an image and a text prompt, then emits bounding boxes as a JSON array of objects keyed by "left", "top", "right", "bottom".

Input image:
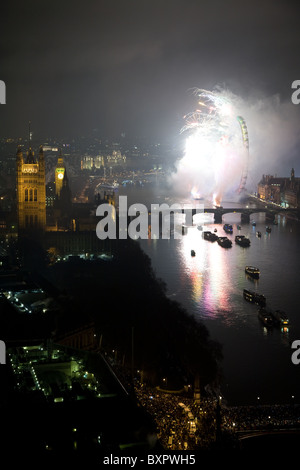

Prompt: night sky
[{"left": 1, "top": 0, "right": 300, "bottom": 148}]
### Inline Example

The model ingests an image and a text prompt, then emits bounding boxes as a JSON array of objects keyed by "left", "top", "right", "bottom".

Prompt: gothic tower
[
  {"left": 291, "top": 168, "right": 295, "bottom": 180},
  {"left": 55, "top": 149, "right": 66, "bottom": 197},
  {"left": 16, "top": 145, "right": 46, "bottom": 232},
  {"left": 290, "top": 168, "right": 295, "bottom": 191},
  {"left": 53, "top": 164, "right": 72, "bottom": 230}
]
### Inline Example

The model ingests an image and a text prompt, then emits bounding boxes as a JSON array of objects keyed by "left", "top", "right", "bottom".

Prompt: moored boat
[
  {"left": 203, "top": 231, "right": 218, "bottom": 242},
  {"left": 243, "top": 289, "right": 266, "bottom": 306},
  {"left": 271, "top": 309, "right": 289, "bottom": 326},
  {"left": 217, "top": 236, "right": 232, "bottom": 248},
  {"left": 245, "top": 266, "right": 260, "bottom": 277},
  {"left": 258, "top": 308, "right": 273, "bottom": 327},
  {"left": 223, "top": 223, "right": 233, "bottom": 234},
  {"left": 235, "top": 235, "right": 251, "bottom": 247}
]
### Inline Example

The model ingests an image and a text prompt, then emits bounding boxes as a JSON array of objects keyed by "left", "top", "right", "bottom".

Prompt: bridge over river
[
  {"left": 140, "top": 204, "right": 299, "bottom": 224},
  {"left": 195, "top": 206, "right": 299, "bottom": 223},
  {"left": 112, "top": 197, "right": 299, "bottom": 236}
]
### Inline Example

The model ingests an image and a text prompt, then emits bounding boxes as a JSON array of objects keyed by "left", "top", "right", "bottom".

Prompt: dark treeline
[{"left": 40, "top": 239, "right": 223, "bottom": 392}]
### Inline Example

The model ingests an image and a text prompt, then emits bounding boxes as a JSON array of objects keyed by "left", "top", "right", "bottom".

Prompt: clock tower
[{"left": 55, "top": 149, "right": 65, "bottom": 197}]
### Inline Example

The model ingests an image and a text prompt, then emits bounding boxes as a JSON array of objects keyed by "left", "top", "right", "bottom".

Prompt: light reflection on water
[
  {"left": 142, "top": 211, "right": 298, "bottom": 329},
  {"left": 139, "top": 209, "right": 300, "bottom": 405},
  {"left": 179, "top": 224, "right": 233, "bottom": 322}
]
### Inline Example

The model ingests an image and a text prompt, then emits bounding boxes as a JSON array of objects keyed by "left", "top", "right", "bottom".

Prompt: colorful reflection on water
[
  {"left": 139, "top": 208, "right": 300, "bottom": 404},
  {"left": 177, "top": 222, "right": 236, "bottom": 323},
  {"left": 142, "top": 210, "right": 299, "bottom": 332}
]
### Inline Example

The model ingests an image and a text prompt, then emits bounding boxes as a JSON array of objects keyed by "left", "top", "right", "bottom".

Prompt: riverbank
[{"left": 247, "top": 194, "right": 300, "bottom": 221}]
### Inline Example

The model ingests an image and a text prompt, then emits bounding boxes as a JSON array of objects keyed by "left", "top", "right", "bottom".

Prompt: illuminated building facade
[
  {"left": 107, "top": 150, "right": 126, "bottom": 166},
  {"left": 81, "top": 155, "right": 93, "bottom": 170},
  {"left": 94, "top": 155, "right": 104, "bottom": 169},
  {"left": 16, "top": 145, "right": 46, "bottom": 231},
  {"left": 81, "top": 154, "right": 105, "bottom": 171},
  {"left": 257, "top": 169, "right": 300, "bottom": 208},
  {"left": 46, "top": 182, "right": 56, "bottom": 207}
]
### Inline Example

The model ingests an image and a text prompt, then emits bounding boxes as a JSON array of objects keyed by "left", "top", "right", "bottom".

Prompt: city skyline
[
  {"left": 1, "top": 0, "right": 300, "bottom": 457},
  {"left": 1, "top": 2, "right": 300, "bottom": 147},
  {"left": 1, "top": 0, "right": 300, "bottom": 184}
]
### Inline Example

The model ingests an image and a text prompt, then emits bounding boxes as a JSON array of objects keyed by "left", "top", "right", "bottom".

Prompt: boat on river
[
  {"left": 258, "top": 308, "right": 273, "bottom": 327},
  {"left": 271, "top": 309, "right": 289, "bottom": 327},
  {"left": 217, "top": 236, "right": 232, "bottom": 248},
  {"left": 243, "top": 289, "right": 266, "bottom": 306},
  {"left": 223, "top": 224, "right": 233, "bottom": 234},
  {"left": 203, "top": 231, "right": 218, "bottom": 242},
  {"left": 258, "top": 308, "right": 289, "bottom": 328},
  {"left": 235, "top": 235, "right": 251, "bottom": 247},
  {"left": 245, "top": 266, "right": 260, "bottom": 278}
]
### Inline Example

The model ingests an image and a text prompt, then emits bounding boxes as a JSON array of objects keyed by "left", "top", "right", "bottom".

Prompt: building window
[
  {"left": 29, "top": 189, "right": 33, "bottom": 201},
  {"left": 25, "top": 189, "right": 28, "bottom": 201},
  {"left": 34, "top": 189, "right": 37, "bottom": 201}
]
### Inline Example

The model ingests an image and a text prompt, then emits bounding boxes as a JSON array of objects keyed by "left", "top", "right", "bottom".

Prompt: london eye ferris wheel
[{"left": 180, "top": 88, "right": 250, "bottom": 205}]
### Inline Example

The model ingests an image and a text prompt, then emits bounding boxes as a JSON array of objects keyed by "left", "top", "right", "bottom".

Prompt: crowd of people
[
  {"left": 134, "top": 382, "right": 221, "bottom": 450},
  {"left": 223, "top": 403, "right": 300, "bottom": 432},
  {"left": 104, "top": 351, "right": 300, "bottom": 451},
  {"left": 134, "top": 381, "right": 300, "bottom": 450}
]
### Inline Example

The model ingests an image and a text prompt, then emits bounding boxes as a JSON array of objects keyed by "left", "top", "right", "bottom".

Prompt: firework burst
[{"left": 177, "top": 88, "right": 249, "bottom": 206}]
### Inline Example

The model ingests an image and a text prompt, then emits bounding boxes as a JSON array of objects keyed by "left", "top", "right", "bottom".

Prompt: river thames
[{"left": 118, "top": 183, "right": 300, "bottom": 406}]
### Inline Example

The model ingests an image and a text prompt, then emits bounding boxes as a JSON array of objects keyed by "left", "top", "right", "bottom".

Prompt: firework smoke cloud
[{"left": 171, "top": 86, "right": 300, "bottom": 206}]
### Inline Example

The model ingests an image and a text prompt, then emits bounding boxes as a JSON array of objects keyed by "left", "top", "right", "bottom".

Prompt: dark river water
[{"left": 118, "top": 184, "right": 300, "bottom": 405}]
